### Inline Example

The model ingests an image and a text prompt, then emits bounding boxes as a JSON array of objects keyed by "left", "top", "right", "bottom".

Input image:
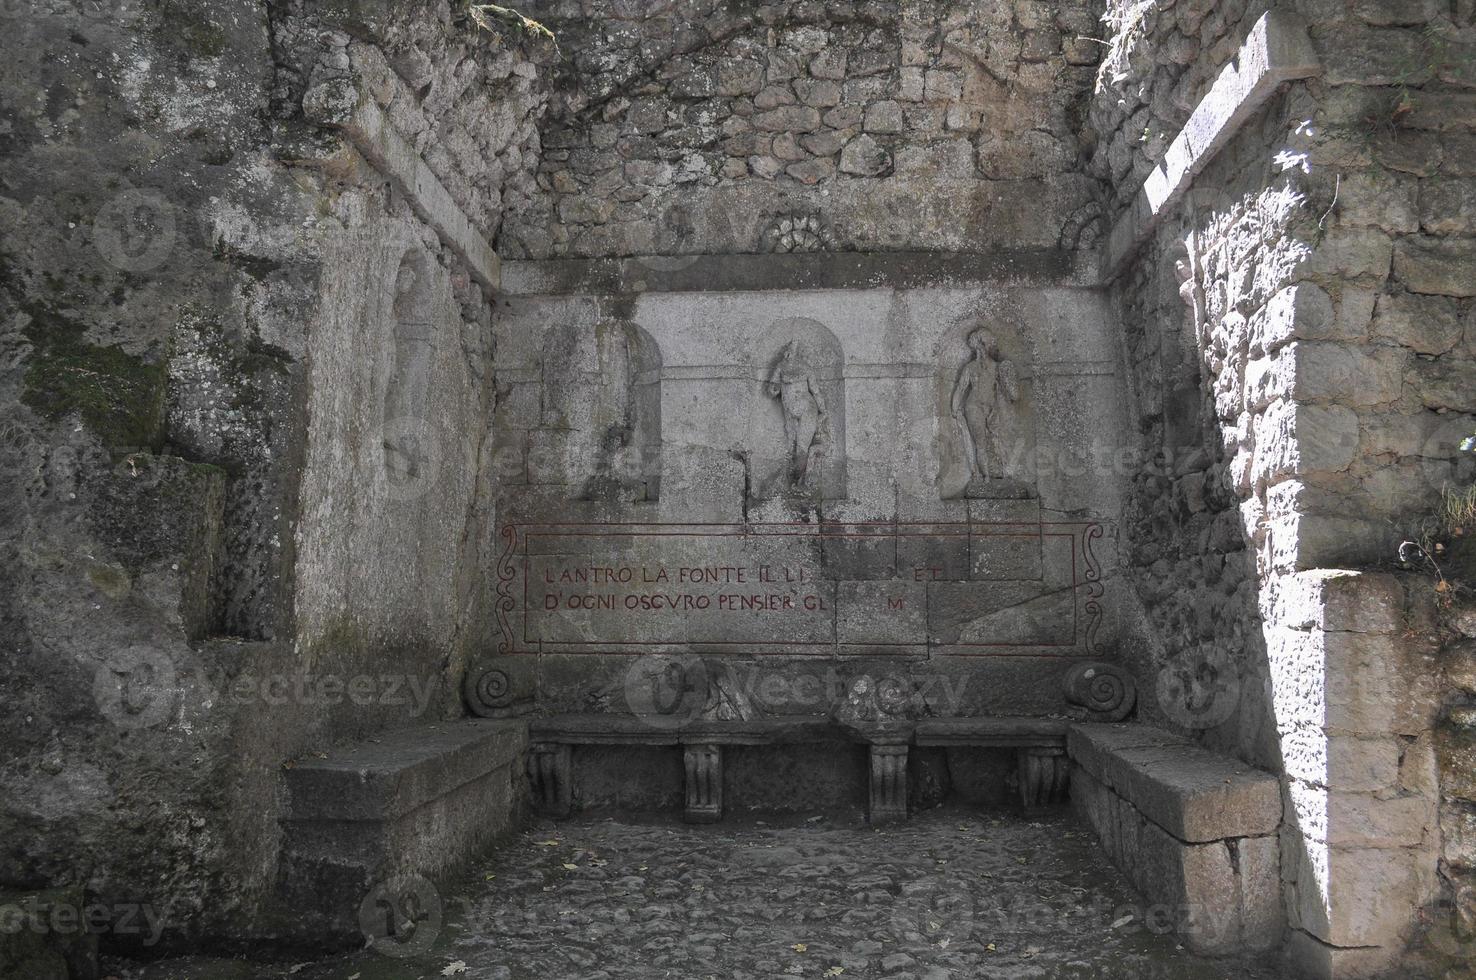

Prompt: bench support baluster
[
  {"left": 684, "top": 743, "right": 723, "bottom": 823},
  {"left": 868, "top": 743, "right": 909, "bottom": 825},
  {"left": 528, "top": 742, "right": 572, "bottom": 818},
  {"left": 1017, "top": 747, "right": 1069, "bottom": 811}
]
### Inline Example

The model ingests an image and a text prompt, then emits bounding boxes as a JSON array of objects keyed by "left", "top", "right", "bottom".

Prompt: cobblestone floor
[{"left": 116, "top": 807, "right": 1296, "bottom": 980}]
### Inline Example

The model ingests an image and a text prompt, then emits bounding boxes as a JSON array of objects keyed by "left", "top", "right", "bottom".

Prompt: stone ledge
[
  {"left": 501, "top": 248, "right": 1095, "bottom": 296},
  {"left": 1101, "top": 10, "right": 1321, "bottom": 280},
  {"left": 284, "top": 718, "right": 525, "bottom": 822},
  {"left": 1069, "top": 723, "right": 1282, "bottom": 842}
]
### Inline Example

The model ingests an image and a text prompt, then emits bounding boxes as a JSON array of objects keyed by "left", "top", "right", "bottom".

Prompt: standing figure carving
[
  {"left": 765, "top": 341, "right": 829, "bottom": 489},
  {"left": 951, "top": 327, "right": 1019, "bottom": 486}
]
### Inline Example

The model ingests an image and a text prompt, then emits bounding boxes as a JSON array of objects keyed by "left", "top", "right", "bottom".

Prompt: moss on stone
[
  {"left": 146, "top": 0, "right": 228, "bottom": 58},
  {"left": 1436, "top": 718, "right": 1476, "bottom": 802},
  {"left": 20, "top": 302, "right": 167, "bottom": 453}
]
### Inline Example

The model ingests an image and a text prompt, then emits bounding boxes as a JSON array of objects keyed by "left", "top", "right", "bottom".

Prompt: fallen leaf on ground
[
  {"left": 537, "top": 839, "right": 561, "bottom": 846},
  {"left": 442, "top": 962, "right": 468, "bottom": 976},
  {"left": 562, "top": 863, "right": 578, "bottom": 870},
  {"left": 791, "top": 942, "right": 808, "bottom": 952}
]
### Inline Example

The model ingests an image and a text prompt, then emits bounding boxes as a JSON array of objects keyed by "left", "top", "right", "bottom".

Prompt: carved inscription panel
[{"left": 496, "top": 521, "right": 1104, "bottom": 657}]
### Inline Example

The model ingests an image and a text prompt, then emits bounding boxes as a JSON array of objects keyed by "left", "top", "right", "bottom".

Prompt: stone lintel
[
  {"left": 307, "top": 81, "right": 501, "bottom": 293},
  {"left": 1101, "top": 10, "right": 1321, "bottom": 280},
  {"left": 1068, "top": 723, "right": 1283, "bottom": 842}
]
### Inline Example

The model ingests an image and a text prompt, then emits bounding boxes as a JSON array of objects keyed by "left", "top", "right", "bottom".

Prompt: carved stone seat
[{"left": 525, "top": 713, "right": 1075, "bottom": 824}]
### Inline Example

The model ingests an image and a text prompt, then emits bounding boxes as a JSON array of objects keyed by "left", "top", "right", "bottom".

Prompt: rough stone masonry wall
[
  {"left": 0, "top": 0, "right": 547, "bottom": 949},
  {"left": 498, "top": 0, "right": 1106, "bottom": 258},
  {"left": 1097, "top": 0, "right": 1476, "bottom": 974}
]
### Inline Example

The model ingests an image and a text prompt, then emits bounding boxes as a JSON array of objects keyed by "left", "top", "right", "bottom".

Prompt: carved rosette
[{"left": 1062, "top": 661, "right": 1137, "bottom": 722}]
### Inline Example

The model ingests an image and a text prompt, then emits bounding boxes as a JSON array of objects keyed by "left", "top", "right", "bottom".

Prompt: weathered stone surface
[
  {"left": 1069, "top": 724, "right": 1282, "bottom": 842},
  {"left": 839, "top": 133, "right": 891, "bottom": 176},
  {"left": 1072, "top": 768, "right": 1284, "bottom": 954},
  {"left": 1394, "top": 237, "right": 1476, "bottom": 296}
]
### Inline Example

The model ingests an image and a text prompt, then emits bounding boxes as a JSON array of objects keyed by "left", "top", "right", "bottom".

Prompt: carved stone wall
[{"left": 490, "top": 274, "right": 1128, "bottom": 716}]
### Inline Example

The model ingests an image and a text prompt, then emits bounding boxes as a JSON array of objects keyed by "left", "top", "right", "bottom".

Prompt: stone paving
[{"left": 113, "top": 807, "right": 1294, "bottom": 980}]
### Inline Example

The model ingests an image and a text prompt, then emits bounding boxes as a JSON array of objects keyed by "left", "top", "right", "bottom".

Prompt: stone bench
[
  {"left": 527, "top": 713, "right": 1070, "bottom": 825},
  {"left": 277, "top": 718, "right": 525, "bottom": 945},
  {"left": 1067, "top": 723, "right": 1284, "bottom": 955}
]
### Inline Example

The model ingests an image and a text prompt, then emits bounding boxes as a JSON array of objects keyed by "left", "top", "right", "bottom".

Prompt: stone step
[{"left": 276, "top": 718, "right": 526, "bottom": 948}]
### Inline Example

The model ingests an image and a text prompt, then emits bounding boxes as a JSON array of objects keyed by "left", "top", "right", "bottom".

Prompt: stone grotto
[{"left": 2, "top": 0, "right": 1476, "bottom": 977}]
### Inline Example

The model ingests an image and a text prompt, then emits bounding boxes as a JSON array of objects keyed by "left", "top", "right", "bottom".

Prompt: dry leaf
[
  {"left": 538, "top": 839, "right": 561, "bottom": 846},
  {"left": 791, "top": 943, "right": 808, "bottom": 952},
  {"left": 442, "top": 962, "right": 468, "bottom": 977},
  {"left": 562, "top": 863, "right": 578, "bottom": 870}
]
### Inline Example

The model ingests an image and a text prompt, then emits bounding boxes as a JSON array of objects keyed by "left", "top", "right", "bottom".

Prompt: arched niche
[
  {"left": 748, "top": 317, "right": 846, "bottom": 500},
  {"left": 383, "top": 248, "right": 437, "bottom": 489},
  {"left": 541, "top": 318, "right": 664, "bottom": 503}
]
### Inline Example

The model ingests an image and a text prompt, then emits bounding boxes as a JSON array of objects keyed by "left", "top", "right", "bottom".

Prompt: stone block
[
  {"left": 1394, "top": 236, "right": 1476, "bottom": 296},
  {"left": 1418, "top": 177, "right": 1476, "bottom": 236},
  {"left": 1284, "top": 928, "right": 1398, "bottom": 980},
  {"left": 1288, "top": 842, "right": 1436, "bottom": 948},
  {"left": 1371, "top": 291, "right": 1463, "bottom": 355},
  {"left": 1068, "top": 724, "right": 1282, "bottom": 842},
  {"left": 1265, "top": 569, "right": 1405, "bottom": 633},
  {"left": 278, "top": 719, "right": 527, "bottom": 944},
  {"left": 1250, "top": 400, "right": 1360, "bottom": 483},
  {"left": 1302, "top": 227, "right": 1394, "bottom": 283},
  {"left": 752, "top": 106, "right": 821, "bottom": 132}
]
